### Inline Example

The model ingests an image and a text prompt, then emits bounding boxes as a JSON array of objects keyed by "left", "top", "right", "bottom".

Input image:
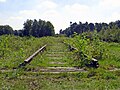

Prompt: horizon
[{"left": 0, "top": 0, "right": 120, "bottom": 33}]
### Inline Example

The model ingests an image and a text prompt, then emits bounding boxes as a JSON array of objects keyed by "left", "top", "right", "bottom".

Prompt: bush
[{"left": 65, "top": 32, "right": 107, "bottom": 67}]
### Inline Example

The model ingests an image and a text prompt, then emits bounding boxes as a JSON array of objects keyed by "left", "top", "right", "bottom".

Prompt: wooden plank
[
  {"left": 18, "top": 44, "right": 47, "bottom": 68},
  {"left": 24, "top": 44, "right": 47, "bottom": 63}
]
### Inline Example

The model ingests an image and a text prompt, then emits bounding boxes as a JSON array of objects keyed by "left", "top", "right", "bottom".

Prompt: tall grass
[
  {"left": 0, "top": 35, "right": 55, "bottom": 69},
  {"left": 0, "top": 35, "right": 120, "bottom": 90},
  {"left": 64, "top": 33, "right": 107, "bottom": 67}
]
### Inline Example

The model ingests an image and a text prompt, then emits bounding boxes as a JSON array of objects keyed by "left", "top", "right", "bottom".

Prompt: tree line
[
  {"left": 0, "top": 19, "right": 55, "bottom": 37},
  {"left": 0, "top": 19, "right": 120, "bottom": 42},
  {"left": 60, "top": 20, "right": 120, "bottom": 42}
]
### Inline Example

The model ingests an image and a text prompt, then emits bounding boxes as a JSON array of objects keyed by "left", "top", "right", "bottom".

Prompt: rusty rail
[{"left": 18, "top": 44, "right": 47, "bottom": 68}]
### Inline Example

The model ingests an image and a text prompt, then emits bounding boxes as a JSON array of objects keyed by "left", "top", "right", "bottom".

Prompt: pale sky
[{"left": 0, "top": 0, "right": 120, "bottom": 33}]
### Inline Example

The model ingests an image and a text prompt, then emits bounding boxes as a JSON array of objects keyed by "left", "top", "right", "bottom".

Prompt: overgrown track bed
[
  {"left": 24, "top": 39, "right": 86, "bottom": 73},
  {"left": 0, "top": 37, "right": 86, "bottom": 73},
  {"left": 0, "top": 36, "right": 120, "bottom": 73},
  {"left": 0, "top": 36, "right": 120, "bottom": 90}
]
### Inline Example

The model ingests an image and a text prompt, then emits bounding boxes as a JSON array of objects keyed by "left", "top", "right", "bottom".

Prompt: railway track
[
  {"left": 17, "top": 39, "right": 86, "bottom": 73},
  {"left": 0, "top": 38, "right": 119, "bottom": 73}
]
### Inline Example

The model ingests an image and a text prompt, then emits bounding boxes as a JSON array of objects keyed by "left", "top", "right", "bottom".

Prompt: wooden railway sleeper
[{"left": 18, "top": 44, "right": 47, "bottom": 68}]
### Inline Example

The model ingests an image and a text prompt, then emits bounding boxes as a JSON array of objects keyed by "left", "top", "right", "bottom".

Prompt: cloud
[
  {"left": 5, "top": 10, "right": 41, "bottom": 30},
  {"left": 2, "top": 0, "right": 58, "bottom": 30},
  {"left": 5, "top": 16, "right": 24, "bottom": 30},
  {"left": 0, "top": 0, "right": 6, "bottom": 2},
  {"left": 9, "top": 16, "right": 23, "bottom": 20},
  {"left": 0, "top": 16, "right": 23, "bottom": 30},
  {"left": 63, "top": 3, "right": 90, "bottom": 21},
  {"left": 15, "top": 1, "right": 60, "bottom": 32},
  {"left": 93, "top": 0, "right": 120, "bottom": 23},
  {"left": 105, "top": 12, "right": 120, "bottom": 23},
  {"left": 0, "top": 0, "right": 92, "bottom": 33},
  {"left": 39, "top": 3, "right": 90, "bottom": 32},
  {"left": 37, "top": 0, "right": 58, "bottom": 9},
  {"left": 0, "top": 0, "right": 120, "bottom": 33},
  {"left": 64, "top": 4, "right": 89, "bottom": 12},
  {"left": 41, "top": 10, "right": 68, "bottom": 32},
  {"left": 100, "top": 0, "right": 120, "bottom": 8},
  {"left": 19, "top": 10, "right": 40, "bottom": 19}
]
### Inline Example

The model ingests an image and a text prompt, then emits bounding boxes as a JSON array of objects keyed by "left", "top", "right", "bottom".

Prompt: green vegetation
[
  {"left": 0, "top": 25, "right": 13, "bottom": 35},
  {"left": 0, "top": 35, "right": 54, "bottom": 69},
  {"left": 60, "top": 20, "right": 120, "bottom": 42},
  {"left": 26, "top": 37, "right": 73, "bottom": 68},
  {"left": 100, "top": 42, "right": 120, "bottom": 69},
  {"left": 0, "top": 35, "right": 120, "bottom": 90},
  {"left": 64, "top": 32, "right": 106, "bottom": 68},
  {"left": 65, "top": 33, "right": 120, "bottom": 70},
  {"left": 0, "top": 19, "right": 55, "bottom": 37},
  {"left": 0, "top": 69, "right": 120, "bottom": 90},
  {"left": 0, "top": 19, "right": 120, "bottom": 90},
  {"left": 22, "top": 19, "right": 55, "bottom": 37}
]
